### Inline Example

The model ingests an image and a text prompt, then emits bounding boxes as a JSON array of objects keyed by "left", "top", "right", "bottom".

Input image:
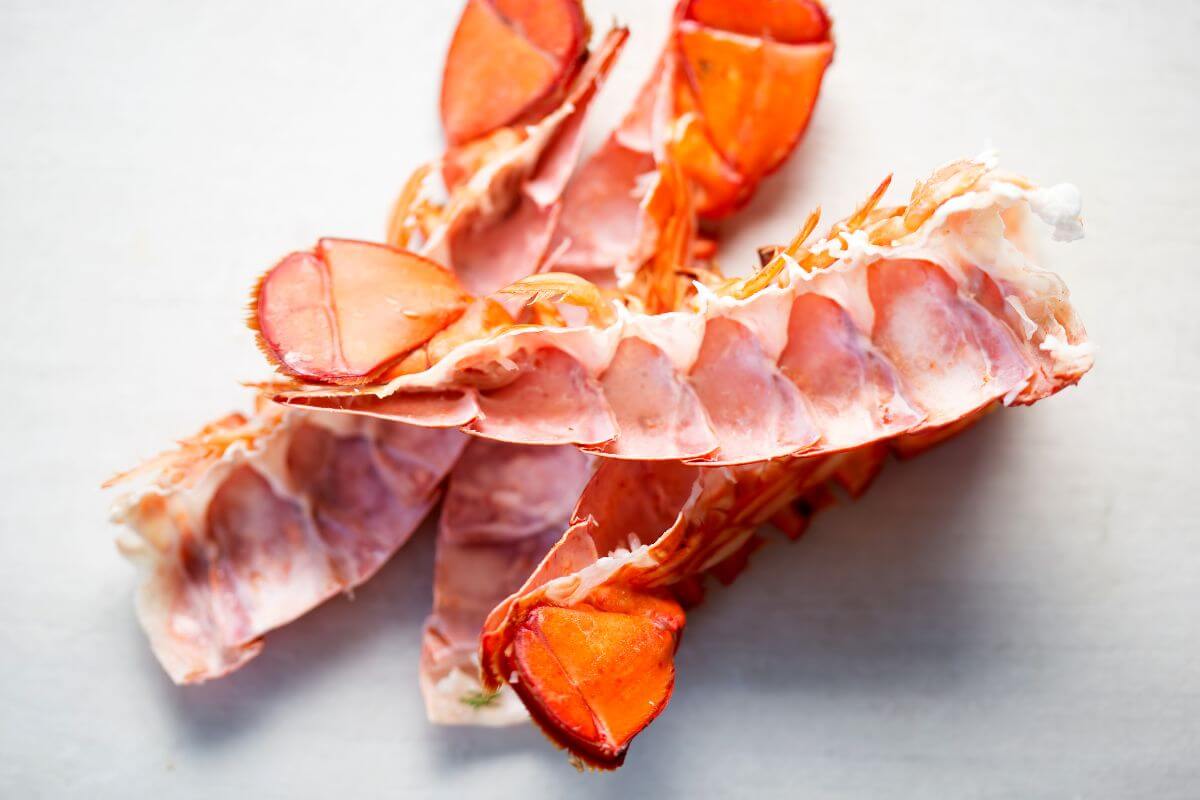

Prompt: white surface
[{"left": 2, "top": 1, "right": 1198, "bottom": 797}]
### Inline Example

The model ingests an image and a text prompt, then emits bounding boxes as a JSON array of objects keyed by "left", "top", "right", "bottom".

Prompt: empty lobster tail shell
[
  {"left": 265, "top": 159, "right": 1093, "bottom": 466},
  {"left": 420, "top": 438, "right": 593, "bottom": 725},
  {"left": 476, "top": 447, "right": 878, "bottom": 768},
  {"left": 109, "top": 405, "right": 467, "bottom": 684}
]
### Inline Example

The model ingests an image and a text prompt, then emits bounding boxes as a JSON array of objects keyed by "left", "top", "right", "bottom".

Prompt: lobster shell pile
[{"left": 108, "top": 0, "right": 1092, "bottom": 769}]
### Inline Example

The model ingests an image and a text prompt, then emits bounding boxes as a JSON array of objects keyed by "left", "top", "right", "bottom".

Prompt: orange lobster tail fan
[
  {"left": 441, "top": 0, "right": 589, "bottom": 145},
  {"left": 510, "top": 587, "right": 685, "bottom": 768},
  {"left": 674, "top": 0, "right": 834, "bottom": 217}
]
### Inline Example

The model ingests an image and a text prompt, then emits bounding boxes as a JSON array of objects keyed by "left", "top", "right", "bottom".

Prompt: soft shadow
[
  {"left": 609, "top": 414, "right": 1029, "bottom": 781},
  {"left": 424, "top": 719, "right": 556, "bottom": 769}
]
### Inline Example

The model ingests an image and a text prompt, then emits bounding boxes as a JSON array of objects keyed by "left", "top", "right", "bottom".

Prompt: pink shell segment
[
  {"left": 115, "top": 411, "right": 466, "bottom": 684},
  {"left": 277, "top": 172, "right": 1093, "bottom": 468}
]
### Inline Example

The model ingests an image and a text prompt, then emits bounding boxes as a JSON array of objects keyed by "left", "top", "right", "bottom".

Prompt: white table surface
[{"left": 3, "top": 1, "right": 1197, "bottom": 797}]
